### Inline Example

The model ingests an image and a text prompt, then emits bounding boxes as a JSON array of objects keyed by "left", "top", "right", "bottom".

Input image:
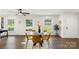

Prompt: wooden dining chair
[
  {"left": 42, "top": 33, "right": 51, "bottom": 48},
  {"left": 32, "top": 35, "right": 42, "bottom": 49},
  {"left": 25, "top": 33, "right": 42, "bottom": 49},
  {"left": 24, "top": 33, "right": 30, "bottom": 49}
]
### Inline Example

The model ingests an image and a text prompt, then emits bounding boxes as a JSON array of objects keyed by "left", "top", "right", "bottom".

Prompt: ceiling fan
[{"left": 17, "top": 9, "right": 30, "bottom": 16}]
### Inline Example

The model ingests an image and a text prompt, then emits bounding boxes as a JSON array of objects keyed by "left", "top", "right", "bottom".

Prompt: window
[
  {"left": 8, "top": 19, "right": 14, "bottom": 31},
  {"left": 26, "top": 19, "right": 32, "bottom": 27},
  {"left": 1, "top": 17, "right": 4, "bottom": 29},
  {"left": 26, "top": 19, "right": 33, "bottom": 31},
  {"left": 44, "top": 19, "right": 52, "bottom": 32},
  {"left": 45, "top": 19, "right": 51, "bottom": 25}
]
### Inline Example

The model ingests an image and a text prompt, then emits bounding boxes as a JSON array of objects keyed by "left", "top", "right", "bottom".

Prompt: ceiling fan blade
[
  {"left": 22, "top": 13, "right": 26, "bottom": 16},
  {"left": 22, "top": 12, "right": 30, "bottom": 14}
]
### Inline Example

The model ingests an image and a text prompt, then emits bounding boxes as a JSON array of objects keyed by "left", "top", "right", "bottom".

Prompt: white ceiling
[{"left": 0, "top": 9, "right": 79, "bottom": 16}]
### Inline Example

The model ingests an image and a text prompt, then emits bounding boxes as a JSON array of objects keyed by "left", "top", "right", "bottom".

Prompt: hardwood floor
[{"left": 0, "top": 35, "right": 79, "bottom": 49}]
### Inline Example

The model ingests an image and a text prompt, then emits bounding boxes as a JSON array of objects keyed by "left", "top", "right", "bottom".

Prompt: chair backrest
[
  {"left": 42, "top": 33, "right": 51, "bottom": 40},
  {"left": 32, "top": 35, "right": 41, "bottom": 43},
  {"left": 47, "top": 33, "right": 51, "bottom": 40},
  {"left": 25, "top": 33, "right": 29, "bottom": 40}
]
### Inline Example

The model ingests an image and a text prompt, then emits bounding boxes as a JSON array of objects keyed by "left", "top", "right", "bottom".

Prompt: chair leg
[
  {"left": 32, "top": 45, "right": 33, "bottom": 49},
  {"left": 47, "top": 40, "right": 50, "bottom": 49},
  {"left": 24, "top": 39, "right": 28, "bottom": 49},
  {"left": 39, "top": 41, "right": 42, "bottom": 49},
  {"left": 39, "top": 43, "right": 41, "bottom": 49},
  {"left": 32, "top": 43, "right": 34, "bottom": 49},
  {"left": 32, "top": 43, "right": 36, "bottom": 49}
]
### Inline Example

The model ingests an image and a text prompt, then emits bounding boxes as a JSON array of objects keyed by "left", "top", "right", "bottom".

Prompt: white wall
[
  {"left": 59, "top": 13, "right": 78, "bottom": 38},
  {"left": 3, "top": 15, "right": 58, "bottom": 35},
  {"left": 78, "top": 19, "right": 79, "bottom": 38},
  {"left": 76, "top": 15, "right": 79, "bottom": 38},
  {"left": 0, "top": 17, "right": 1, "bottom": 29},
  {"left": 78, "top": 20, "right": 79, "bottom": 38}
]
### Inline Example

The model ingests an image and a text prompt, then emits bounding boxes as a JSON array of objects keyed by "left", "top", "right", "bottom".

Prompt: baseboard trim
[{"left": 58, "top": 35, "right": 78, "bottom": 39}]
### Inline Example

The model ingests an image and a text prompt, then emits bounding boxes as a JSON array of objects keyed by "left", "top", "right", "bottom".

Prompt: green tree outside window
[
  {"left": 8, "top": 19, "right": 14, "bottom": 31},
  {"left": 26, "top": 19, "right": 32, "bottom": 27},
  {"left": 44, "top": 19, "right": 52, "bottom": 32}
]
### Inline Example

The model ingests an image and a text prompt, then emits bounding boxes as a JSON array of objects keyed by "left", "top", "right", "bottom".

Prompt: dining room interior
[{"left": 0, "top": 9, "right": 79, "bottom": 49}]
